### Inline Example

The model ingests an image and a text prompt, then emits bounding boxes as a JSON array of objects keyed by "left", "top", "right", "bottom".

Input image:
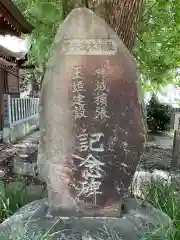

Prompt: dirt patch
[
  {"left": 139, "top": 146, "right": 172, "bottom": 171},
  {"left": 0, "top": 143, "right": 19, "bottom": 163}
]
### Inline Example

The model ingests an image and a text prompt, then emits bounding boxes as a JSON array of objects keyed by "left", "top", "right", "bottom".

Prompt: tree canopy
[
  {"left": 135, "top": 0, "right": 180, "bottom": 92},
  {"left": 13, "top": 0, "right": 180, "bottom": 90},
  {"left": 13, "top": 0, "right": 64, "bottom": 81}
]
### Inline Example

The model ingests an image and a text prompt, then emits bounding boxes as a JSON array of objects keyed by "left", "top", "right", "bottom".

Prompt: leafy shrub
[
  {"left": 142, "top": 179, "right": 180, "bottom": 240},
  {"left": 147, "top": 95, "right": 172, "bottom": 132},
  {"left": 0, "top": 182, "right": 33, "bottom": 222}
]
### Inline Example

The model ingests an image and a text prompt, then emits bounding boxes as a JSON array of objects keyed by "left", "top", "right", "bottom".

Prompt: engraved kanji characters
[
  {"left": 89, "top": 40, "right": 96, "bottom": 52},
  {"left": 94, "top": 67, "right": 109, "bottom": 120},
  {"left": 72, "top": 93, "right": 87, "bottom": 119},
  {"left": 79, "top": 132, "right": 104, "bottom": 152},
  {"left": 95, "top": 80, "right": 106, "bottom": 92},
  {"left": 77, "top": 132, "right": 105, "bottom": 198},
  {"left": 72, "top": 80, "right": 84, "bottom": 93},
  {"left": 101, "top": 40, "right": 115, "bottom": 51},
  {"left": 95, "top": 93, "right": 107, "bottom": 106},
  {"left": 95, "top": 106, "right": 109, "bottom": 120},
  {"left": 95, "top": 68, "right": 106, "bottom": 80},
  {"left": 82, "top": 168, "right": 102, "bottom": 180},
  {"left": 77, "top": 179, "right": 102, "bottom": 197},
  {"left": 63, "top": 39, "right": 116, "bottom": 54},
  {"left": 79, "top": 133, "right": 89, "bottom": 152},
  {"left": 89, "top": 133, "right": 104, "bottom": 152},
  {"left": 72, "top": 66, "right": 84, "bottom": 80},
  {"left": 81, "top": 154, "right": 104, "bottom": 184},
  {"left": 72, "top": 93, "right": 85, "bottom": 107},
  {"left": 71, "top": 66, "right": 87, "bottom": 119},
  {"left": 79, "top": 153, "right": 105, "bottom": 169},
  {"left": 78, "top": 153, "right": 104, "bottom": 198}
]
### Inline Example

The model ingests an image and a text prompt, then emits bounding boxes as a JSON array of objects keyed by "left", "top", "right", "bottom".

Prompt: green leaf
[{"left": 0, "top": 182, "right": 5, "bottom": 198}]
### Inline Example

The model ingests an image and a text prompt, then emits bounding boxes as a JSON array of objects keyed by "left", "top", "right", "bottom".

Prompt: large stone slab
[
  {"left": 0, "top": 198, "right": 172, "bottom": 240},
  {"left": 38, "top": 8, "right": 144, "bottom": 215}
]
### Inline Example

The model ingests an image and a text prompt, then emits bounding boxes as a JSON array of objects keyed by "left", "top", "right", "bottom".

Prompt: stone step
[
  {"left": 13, "top": 158, "right": 37, "bottom": 177},
  {"left": 11, "top": 131, "right": 41, "bottom": 180}
]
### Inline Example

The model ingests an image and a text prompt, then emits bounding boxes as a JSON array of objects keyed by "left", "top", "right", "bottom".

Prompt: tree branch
[
  {"left": 141, "top": 0, "right": 158, "bottom": 21},
  {"left": 136, "top": 34, "right": 144, "bottom": 44}
]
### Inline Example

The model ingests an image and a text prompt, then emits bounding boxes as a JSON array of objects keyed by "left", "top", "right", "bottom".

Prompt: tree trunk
[
  {"left": 61, "top": 0, "right": 144, "bottom": 51},
  {"left": 88, "top": 0, "right": 144, "bottom": 52}
]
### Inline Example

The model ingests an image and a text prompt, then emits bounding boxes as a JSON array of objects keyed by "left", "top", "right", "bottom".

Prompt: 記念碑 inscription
[{"left": 75, "top": 132, "right": 104, "bottom": 202}]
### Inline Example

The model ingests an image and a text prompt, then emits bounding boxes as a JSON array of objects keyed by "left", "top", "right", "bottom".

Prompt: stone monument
[{"left": 38, "top": 7, "right": 145, "bottom": 216}]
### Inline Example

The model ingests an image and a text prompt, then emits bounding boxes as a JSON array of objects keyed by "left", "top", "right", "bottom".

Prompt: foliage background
[
  {"left": 13, "top": 0, "right": 180, "bottom": 91},
  {"left": 135, "top": 0, "right": 180, "bottom": 92}
]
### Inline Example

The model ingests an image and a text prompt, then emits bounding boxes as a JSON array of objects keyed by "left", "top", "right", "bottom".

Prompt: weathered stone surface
[
  {"left": 38, "top": 8, "right": 144, "bottom": 215},
  {"left": 0, "top": 198, "right": 172, "bottom": 240}
]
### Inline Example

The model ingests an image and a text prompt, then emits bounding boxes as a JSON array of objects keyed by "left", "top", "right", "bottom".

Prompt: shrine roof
[
  {"left": 0, "top": 0, "right": 33, "bottom": 36},
  {"left": 0, "top": 0, "right": 34, "bottom": 67}
]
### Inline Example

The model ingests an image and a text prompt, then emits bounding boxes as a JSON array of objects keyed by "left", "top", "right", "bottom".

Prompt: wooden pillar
[
  {"left": 2, "top": 94, "right": 11, "bottom": 143},
  {"left": 3, "top": 94, "right": 11, "bottom": 128},
  {"left": 0, "top": 69, "right": 4, "bottom": 130}
]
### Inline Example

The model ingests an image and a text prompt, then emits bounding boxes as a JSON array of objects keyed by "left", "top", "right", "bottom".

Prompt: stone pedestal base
[
  {"left": 0, "top": 198, "right": 172, "bottom": 240},
  {"left": 46, "top": 201, "right": 123, "bottom": 218}
]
